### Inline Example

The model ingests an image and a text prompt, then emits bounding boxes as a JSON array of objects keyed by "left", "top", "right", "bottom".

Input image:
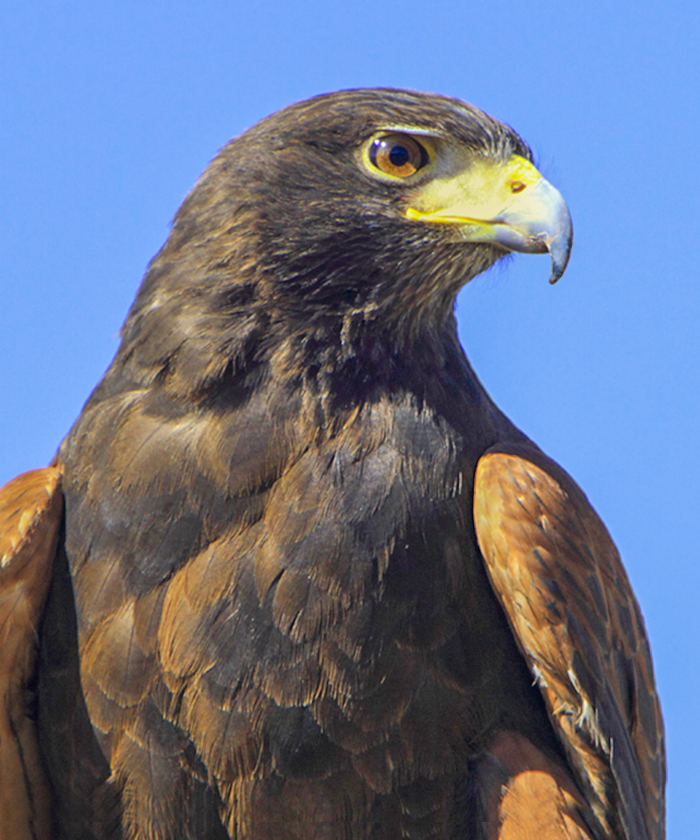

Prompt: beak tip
[
  {"left": 548, "top": 256, "right": 567, "bottom": 285},
  {"left": 547, "top": 213, "right": 573, "bottom": 285}
]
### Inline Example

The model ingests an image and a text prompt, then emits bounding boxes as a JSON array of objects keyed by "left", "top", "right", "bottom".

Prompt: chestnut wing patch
[
  {"left": 473, "top": 443, "right": 664, "bottom": 840},
  {"left": 0, "top": 467, "right": 63, "bottom": 840}
]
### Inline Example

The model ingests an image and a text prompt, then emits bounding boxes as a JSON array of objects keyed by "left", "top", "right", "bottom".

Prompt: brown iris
[{"left": 369, "top": 134, "right": 429, "bottom": 177}]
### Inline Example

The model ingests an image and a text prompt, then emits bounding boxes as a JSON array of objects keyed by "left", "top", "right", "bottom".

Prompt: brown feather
[
  {"left": 480, "top": 731, "right": 594, "bottom": 840},
  {"left": 474, "top": 443, "right": 665, "bottom": 840},
  {"left": 0, "top": 467, "right": 62, "bottom": 840}
]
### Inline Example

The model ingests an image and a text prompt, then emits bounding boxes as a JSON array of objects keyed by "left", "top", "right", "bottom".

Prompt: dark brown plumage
[{"left": 0, "top": 89, "right": 663, "bottom": 840}]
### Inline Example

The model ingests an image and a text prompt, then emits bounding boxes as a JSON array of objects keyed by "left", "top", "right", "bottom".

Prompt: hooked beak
[{"left": 405, "top": 154, "right": 573, "bottom": 284}]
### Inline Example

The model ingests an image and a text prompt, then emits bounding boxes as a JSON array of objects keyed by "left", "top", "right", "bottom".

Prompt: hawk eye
[{"left": 369, "top": 134, "right": 429, "bottom": 178}]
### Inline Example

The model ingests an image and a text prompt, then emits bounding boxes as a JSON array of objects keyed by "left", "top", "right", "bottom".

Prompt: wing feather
[
  {"left": 473, "top": 443, "right": 664, "bottom": 840},
  {"left": 0, "top": 467, "right": 63, "bottom": 840}
]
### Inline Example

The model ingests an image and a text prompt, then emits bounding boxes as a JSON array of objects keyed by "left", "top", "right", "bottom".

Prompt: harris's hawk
[{"left": 0, "top": 89, "right": 664, "bottom": 840}]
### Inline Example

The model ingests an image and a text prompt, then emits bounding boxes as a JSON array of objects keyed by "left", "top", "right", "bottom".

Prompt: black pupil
[{"left": 388, "top": 144, "right": 410, "bottom": 167}]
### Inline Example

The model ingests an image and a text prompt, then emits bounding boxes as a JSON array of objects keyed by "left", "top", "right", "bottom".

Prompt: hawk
[{"left": 0, "top": 89, "right": 664, "bottom": 840}]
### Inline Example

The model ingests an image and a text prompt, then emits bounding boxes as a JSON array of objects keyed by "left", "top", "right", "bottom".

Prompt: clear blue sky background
[{"left": 1, "top": 1, "right": 697, "bottom": 833}]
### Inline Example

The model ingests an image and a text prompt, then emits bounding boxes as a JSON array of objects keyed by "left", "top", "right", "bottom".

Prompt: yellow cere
[{"left": 405, "top": 155, "right": 544, "bottom": 226}]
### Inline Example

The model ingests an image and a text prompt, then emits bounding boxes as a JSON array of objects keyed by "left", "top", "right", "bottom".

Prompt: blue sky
[{"left": 1, "top": 1, "right": 698, "bottom": 833}]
